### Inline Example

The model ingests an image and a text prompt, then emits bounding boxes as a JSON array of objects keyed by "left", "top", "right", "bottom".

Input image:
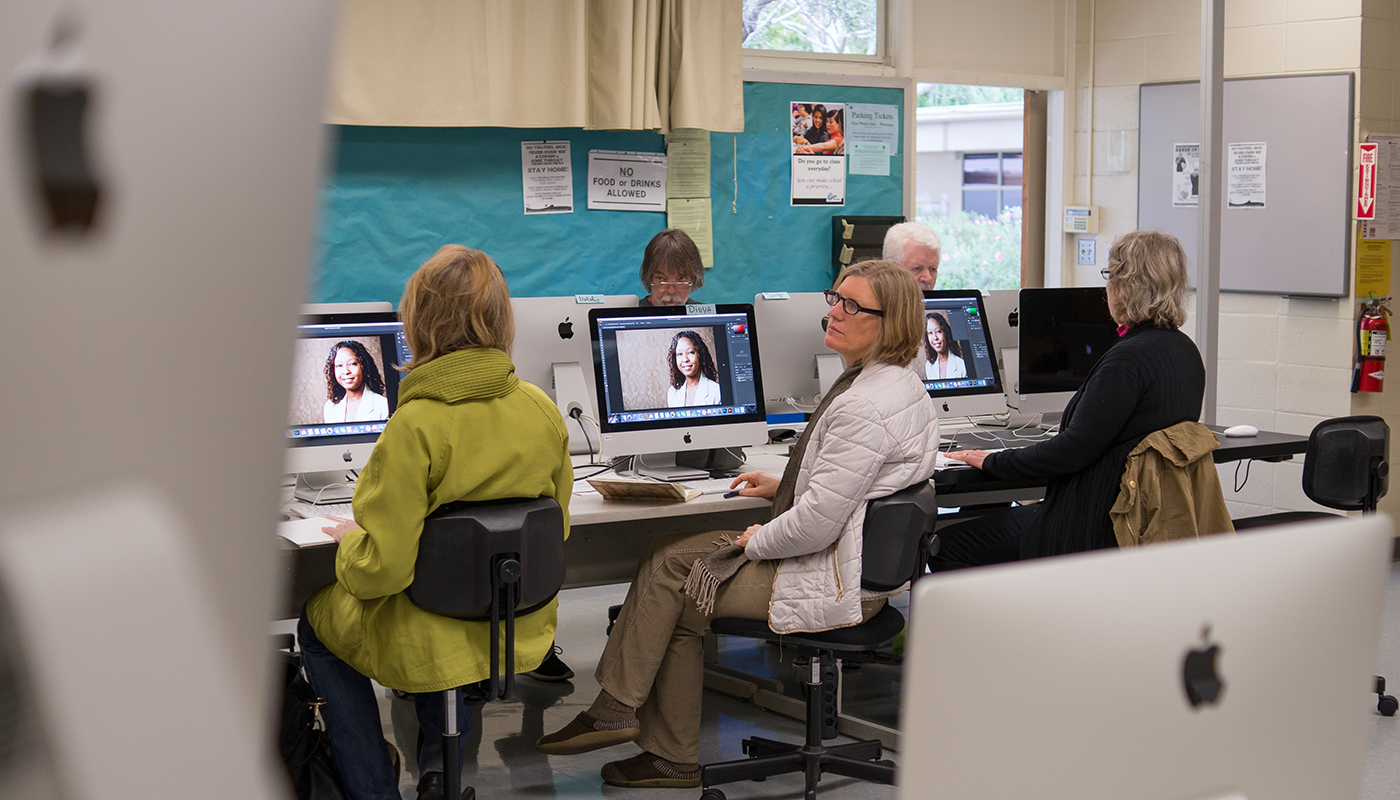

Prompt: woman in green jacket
[{"left": 298, "top": 245, "right": 573, "bottom": 800}]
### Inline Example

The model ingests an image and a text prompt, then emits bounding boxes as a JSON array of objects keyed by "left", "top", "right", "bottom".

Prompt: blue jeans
[{"left": 298, "top": 610, "right": 473, "bottom": 800}]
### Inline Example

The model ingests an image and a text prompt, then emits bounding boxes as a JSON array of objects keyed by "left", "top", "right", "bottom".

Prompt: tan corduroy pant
[{"left": 595, "top": 530, "right": 882, "bottom": 764}]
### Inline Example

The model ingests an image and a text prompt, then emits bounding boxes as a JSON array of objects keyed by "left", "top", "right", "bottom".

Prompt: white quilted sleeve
[{"left": 746, "top": 396, "right": 891, "bottom": 561}]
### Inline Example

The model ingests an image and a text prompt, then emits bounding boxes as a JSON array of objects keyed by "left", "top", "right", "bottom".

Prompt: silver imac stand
[
  {"left": 552, "top": 361, "right": 600, "bottom": 455},
  {"left": 293, "top": 470, "right": 357, "bottom": 503},
  {"left": 633, "top": 453, "right": 710, "bottom": 482},
  {"left": 815, "top": 353, "right": 844, "bottom": 402}
]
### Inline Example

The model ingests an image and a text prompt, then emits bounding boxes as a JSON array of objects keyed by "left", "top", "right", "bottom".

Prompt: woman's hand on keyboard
[
  {"left": 731, "top": 471, "right": 780, "bottom": 498},
  {"left": 321, "top": 515, "right": 359, "bottom": 542},
  {"left": 946, "top": 450, "right": 990, "bottom": 470}
]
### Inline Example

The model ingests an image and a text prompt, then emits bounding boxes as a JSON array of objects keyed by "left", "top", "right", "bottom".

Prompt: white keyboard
[
  {"left": 678, "top": 477, "right": 742, "bottom": 495},
  {"left": 286, "top": 502, "right": 354, "bottom": 520}
]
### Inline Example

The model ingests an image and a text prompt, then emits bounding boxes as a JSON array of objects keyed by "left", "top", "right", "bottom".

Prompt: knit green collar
[{"left": 397, "top": 348, "right": 518, "bottom": 405}]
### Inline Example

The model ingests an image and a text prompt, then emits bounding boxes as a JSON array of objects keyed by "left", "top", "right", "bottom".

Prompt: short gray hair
[{"left": 882, "top": 222, "right": 942, "bottom": 264}]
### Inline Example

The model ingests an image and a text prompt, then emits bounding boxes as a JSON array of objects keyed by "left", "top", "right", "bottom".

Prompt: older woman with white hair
[{"left": 934, "top": 229, "right": 1204, "bottom": 566}]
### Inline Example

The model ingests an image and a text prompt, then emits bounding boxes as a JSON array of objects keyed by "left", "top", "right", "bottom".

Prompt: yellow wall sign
[{"left": 1357, "top": 237, "right": 1392, "bottom": 298}]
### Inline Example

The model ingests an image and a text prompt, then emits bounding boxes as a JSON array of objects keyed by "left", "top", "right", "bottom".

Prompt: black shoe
[
  {"left": 523, "top": 644, "right": 574, "bottom": 682},
  {"left": 417, "top": 771, "right": 444, "bottom": 800},
  {"left": 416, "top": 771, "right": 477, "bottom": 800}
]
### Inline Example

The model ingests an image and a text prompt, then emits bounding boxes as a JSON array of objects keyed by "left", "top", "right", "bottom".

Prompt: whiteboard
[{"left": 1137, "top": 74, "right": 1353, "bottom": 296}]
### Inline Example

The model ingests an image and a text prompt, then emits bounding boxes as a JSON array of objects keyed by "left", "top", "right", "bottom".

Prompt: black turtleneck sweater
[{"left": 982, "top": 323, "right": 1205, "bottom": 557}]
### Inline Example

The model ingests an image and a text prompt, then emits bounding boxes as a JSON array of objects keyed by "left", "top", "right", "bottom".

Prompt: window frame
[{"left": 960, "top": 150, "right": 1024, "bottom": 218}]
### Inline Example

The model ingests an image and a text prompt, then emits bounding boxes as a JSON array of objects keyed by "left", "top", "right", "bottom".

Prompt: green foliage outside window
[
  {"left": 917, "top": 84, "right": 1025, "bottom": 107},
  {"left": 919, "top": 203, "right": 1022, "bottom": 290},
  {"left": 742, "top": 0, "right": 878, "bottom": 54}
]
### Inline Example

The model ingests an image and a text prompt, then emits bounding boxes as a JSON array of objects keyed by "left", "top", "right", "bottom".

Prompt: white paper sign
[
  {"left": 846, "top": 103, "right": 900, "bottom": 153},
  {"left": 1227, "top": 141, "right": 1267, "bottom": 209},
  {"left": 587, "top": 150, "right": 667, "bottom": 212},
  {"left": 521, "top": 141, "right": 574, "bottom": 215},
  {"left": 1172, "top": 143, "right": 1199, "bottom": 207},
  {"left": 792, "top": 155, "right": 846, "bottom": 206},
  {"left": 849, "top": 141, "right": 891, "bottom": 176}
]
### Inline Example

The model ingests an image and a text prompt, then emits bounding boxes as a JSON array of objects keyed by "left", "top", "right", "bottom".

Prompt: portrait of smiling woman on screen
[
  {"left": 323, "top": 340, "right": 389, "bottom": 423},
  {"left": 665, "top": 331, "right": 721, "bottom": 407}
]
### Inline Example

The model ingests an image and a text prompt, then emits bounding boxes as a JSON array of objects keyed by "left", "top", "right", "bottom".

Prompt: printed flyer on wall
[
  {"left": 790, "top": 101, "right": 846, "bottom": 206},
  {"left": 1171, "top": 143, "right": 1199, "bottom": 207}
]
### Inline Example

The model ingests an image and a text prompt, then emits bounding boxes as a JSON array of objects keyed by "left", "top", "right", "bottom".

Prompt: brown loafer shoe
[
  {"left": 600, "top": 752, "right": 701, "bottom": 788},
  {"left": 535, "top": 711, "right": 640, "bottom": 755}
]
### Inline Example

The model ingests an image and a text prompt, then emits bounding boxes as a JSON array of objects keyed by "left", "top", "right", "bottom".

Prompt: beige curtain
[{"left": 327, "top": 0, "right": 743, "bottom": 132}]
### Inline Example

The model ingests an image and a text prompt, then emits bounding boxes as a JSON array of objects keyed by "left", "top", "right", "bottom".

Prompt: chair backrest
[
  {"left": 1302, "top": 416, "right": 1390, "bottom": 511},
  {"left": 861, "top": 481, "right": 939, "bottom": 592},
  {"left": 406, "top": 496, "right": 566, "bottom": 619}
]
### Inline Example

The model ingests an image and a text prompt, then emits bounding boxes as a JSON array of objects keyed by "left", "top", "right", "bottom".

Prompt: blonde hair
[
  {"left": 1104, "top": 231, "right": 1189, "bottom": 329},
  {"left": 833, "top": 259, "right": 924, "bottom": 367},
  {"left": 398, "top": 245, "right": 514, "bottom": 369}
]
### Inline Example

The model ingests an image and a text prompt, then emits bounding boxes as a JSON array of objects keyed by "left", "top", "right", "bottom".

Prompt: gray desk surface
[{"left": 277, "top": 446, "right": 791, "bottom": 617}]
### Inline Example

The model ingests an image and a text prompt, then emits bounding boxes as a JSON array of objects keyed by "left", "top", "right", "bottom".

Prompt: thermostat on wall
[{"left": 1063, "top": 206, "right": 1098, "bottom": 234}]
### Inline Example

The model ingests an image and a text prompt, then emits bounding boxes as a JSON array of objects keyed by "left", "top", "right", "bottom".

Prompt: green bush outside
[{"left": 916, "top": 204, "right": 1022, "bottom": 291}]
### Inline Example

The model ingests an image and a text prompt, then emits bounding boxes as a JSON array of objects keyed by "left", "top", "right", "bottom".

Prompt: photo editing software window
[
  {"left": 594, "top": 310, "right": 761, "bottom": 427},
  {"left": 920, "top": 296, "right": 999, "bottom": 393},
  {"left": 287, "top": 320, "right": 412, "bottom": 442}
]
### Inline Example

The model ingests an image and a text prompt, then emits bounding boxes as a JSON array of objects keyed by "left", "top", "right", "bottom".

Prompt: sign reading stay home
[{"left": 587, "top": 150, "right": 667, "bottom": 212}]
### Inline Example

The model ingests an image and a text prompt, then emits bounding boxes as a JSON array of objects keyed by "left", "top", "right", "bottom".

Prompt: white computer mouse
[{"left": 1222, "top": 424, "right": 1259, "bottom": 438}]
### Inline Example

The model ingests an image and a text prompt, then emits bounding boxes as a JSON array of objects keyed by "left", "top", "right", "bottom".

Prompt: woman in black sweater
[{"left": 933, "top": 230, "right": 1204, "bottom": 566}]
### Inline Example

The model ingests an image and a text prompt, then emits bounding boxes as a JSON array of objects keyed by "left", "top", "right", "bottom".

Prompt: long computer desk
[{"left": 278, "top": 426, "right": 1307, "bottom": 618}]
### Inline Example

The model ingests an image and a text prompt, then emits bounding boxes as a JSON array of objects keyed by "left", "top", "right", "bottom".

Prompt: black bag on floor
[{"left": 279, "top": 659, "right": 347, "bottom": 800}]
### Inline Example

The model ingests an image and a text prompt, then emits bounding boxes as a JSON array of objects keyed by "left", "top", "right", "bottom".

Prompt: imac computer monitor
[
  {"left": 753, "top": 292, "right": 843, "bottom": 417},
  {"left": 897, "top": 514, "right": 1393, "bottom": 800},
  {"left": 589, "top": 304, "right": 768, "bottom": 480},
  {"left": 1017, "top": 287, "right": 1118, "bottom": 419},
  {"left": 511, "top": 295, "right": 639, "bottom": 454},
  {"left": 982, "top": 288, "right": 1020, "bottom": 374},
  {"left": 284, "top": 311, "right": 412, "bottom": 501},
  {"left": 918, "top": 291, "right": 1006, "bottom": 418}
]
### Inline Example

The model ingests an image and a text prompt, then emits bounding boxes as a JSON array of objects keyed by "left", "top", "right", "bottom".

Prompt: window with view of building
[
  {"left": 961, "top": 152, "right": 1023, "bottom": 218},
  {"left": 914, "top": 84, "right": 1025, "bottom": 291},
  {"left": 741, "top": 0, "right": 880, "bottom": 56}
]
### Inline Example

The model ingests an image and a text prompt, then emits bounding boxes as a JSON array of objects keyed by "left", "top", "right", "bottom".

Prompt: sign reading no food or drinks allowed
[{"left": 588, "top": 150, "right": 667, "bottom": 212}]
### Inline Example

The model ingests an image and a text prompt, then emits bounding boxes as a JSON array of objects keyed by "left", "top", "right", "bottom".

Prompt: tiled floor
[{"left": 359, "top": 564, "right": 1400, "bottom": 800}]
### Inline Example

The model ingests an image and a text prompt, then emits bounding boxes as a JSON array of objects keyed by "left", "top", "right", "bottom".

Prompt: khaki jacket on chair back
[{"left": 1110, "top": 421, "right": 1235, "bottom": 548}]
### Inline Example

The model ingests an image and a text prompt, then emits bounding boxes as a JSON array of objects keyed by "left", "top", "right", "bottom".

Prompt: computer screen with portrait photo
[
  {"left": 589, "top": 304, "right": 767, "bottom": 479},
  {"left": 284, "top": 311, "right": 412, "bottom": 501},
  {"left": 917, "top": 291, "right": 1006, "bottom": 418}
]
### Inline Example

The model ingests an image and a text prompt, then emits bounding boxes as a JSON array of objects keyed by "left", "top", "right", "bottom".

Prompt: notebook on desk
[{"left": 277, "top": 517, "right": 336, "bottom": 547}]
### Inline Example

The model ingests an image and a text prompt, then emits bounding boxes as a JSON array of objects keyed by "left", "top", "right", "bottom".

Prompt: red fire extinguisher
[{"left": 1354, "top": 297, "right": 1390, "bottom": 393}]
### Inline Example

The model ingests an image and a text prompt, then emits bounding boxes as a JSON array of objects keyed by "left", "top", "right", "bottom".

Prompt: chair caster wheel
[
  {"left": 1380, "top": 694, "right": 1398, "bottom": 717},
  {"left": 700, "top": 789, "right": 726, "bottom": 800}
]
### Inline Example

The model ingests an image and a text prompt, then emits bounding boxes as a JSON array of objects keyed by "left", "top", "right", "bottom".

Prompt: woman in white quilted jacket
[{"left": 537, "top": 260, "right": 941, "bottom": 788}]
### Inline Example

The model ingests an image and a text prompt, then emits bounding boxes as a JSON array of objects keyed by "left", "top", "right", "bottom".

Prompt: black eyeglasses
[
  {"left": 1100, "top": 267, "right": 1112, "bottom": 281},
  {"left": 823, "top": 289, "right": 884, "bottom": 317}
]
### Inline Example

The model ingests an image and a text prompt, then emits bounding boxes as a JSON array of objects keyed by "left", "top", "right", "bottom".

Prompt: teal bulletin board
[{"left": 313, "top": 81, "right": 905, "bottom": 305}]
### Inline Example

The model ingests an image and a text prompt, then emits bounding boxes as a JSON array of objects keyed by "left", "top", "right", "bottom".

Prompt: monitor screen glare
[{"left": 591, "top": 306, "right": 765, "bottom": 432}]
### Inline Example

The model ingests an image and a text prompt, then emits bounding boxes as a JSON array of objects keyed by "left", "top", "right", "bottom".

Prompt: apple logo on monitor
[
  {"left": 683, "top": 433, "right": 692, "bottom": 444},
  {"left": 558, "top": 317, "right": 574, "bottom": 340},
  {"left": 1182, "top": 623, "right": 1225, "bottom": 709}
]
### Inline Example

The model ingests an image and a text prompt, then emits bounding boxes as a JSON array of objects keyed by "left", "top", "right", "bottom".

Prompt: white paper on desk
[{"left": 277, "top": 517, "right": 336, "bottom": 547}]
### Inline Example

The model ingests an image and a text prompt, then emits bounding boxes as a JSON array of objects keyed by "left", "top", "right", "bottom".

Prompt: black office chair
[
  {"left": 406, "top": 497, "right": 567, "bottom": 800},
  {"left": 1230, "top": 415, "right": 1397, "bottom": 716},
  {"left": 698, "top": 481, "right": 939, "bottom": 800}
]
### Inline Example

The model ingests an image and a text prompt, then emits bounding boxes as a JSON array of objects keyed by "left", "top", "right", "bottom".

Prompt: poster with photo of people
[{"left": 791, "top": 101, "right": 846, "bottom": 206}]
